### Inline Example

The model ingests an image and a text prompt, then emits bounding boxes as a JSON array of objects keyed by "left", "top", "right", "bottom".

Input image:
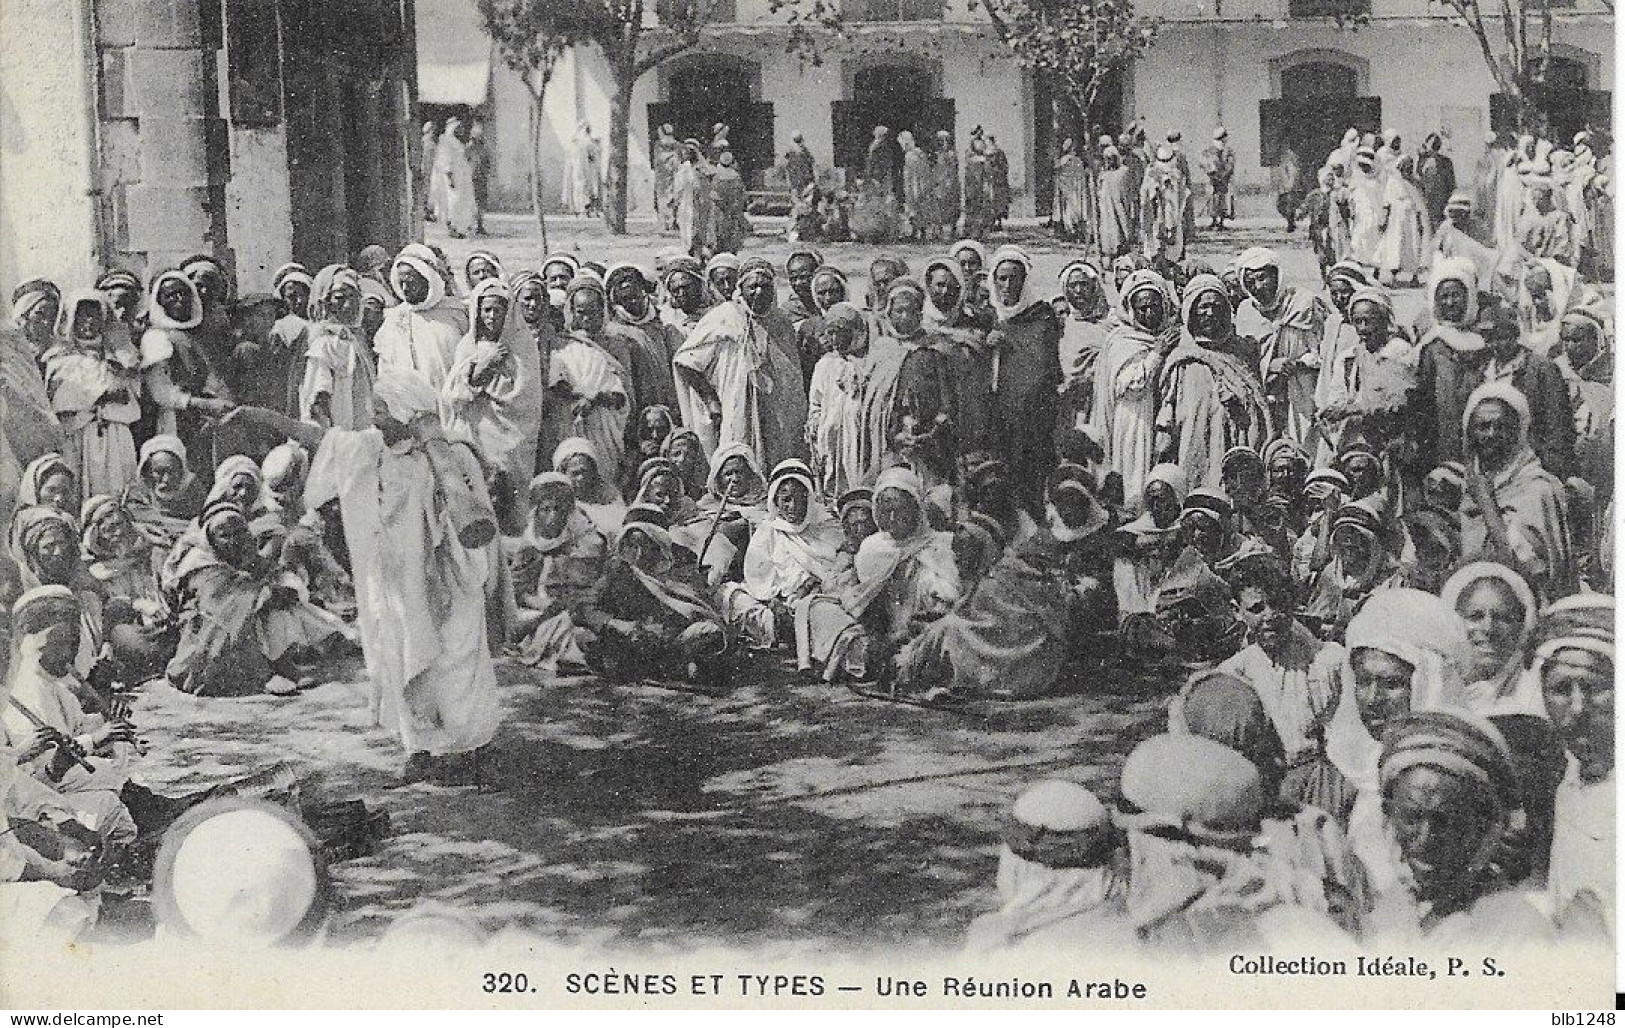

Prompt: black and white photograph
[{"left": 0, "top": 0, "right": 1615, "bottom": 1011}]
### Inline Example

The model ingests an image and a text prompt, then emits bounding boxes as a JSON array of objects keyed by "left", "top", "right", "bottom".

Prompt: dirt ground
[{"left": 130, "top": 652, "right": 1166, "bottom": 954}]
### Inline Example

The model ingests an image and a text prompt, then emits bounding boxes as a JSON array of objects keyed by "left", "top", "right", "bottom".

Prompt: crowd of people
[
  {"left": 1053, "top": 123, "right": 1239, "bottom": 265},
  {"left": 0, "top": 127, "right": 1614, "bottom": 950}
]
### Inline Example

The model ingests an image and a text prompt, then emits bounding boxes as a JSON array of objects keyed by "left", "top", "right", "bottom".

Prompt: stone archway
[{"left": 1260, "top": 49, "right": 1380, "bottom": 199}]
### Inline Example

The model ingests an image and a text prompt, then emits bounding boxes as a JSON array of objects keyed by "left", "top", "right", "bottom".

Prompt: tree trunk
[
  {"left": 603, "top": 64, "right": 637, "bottom": 235},
  {"left": 528, "top": 92, "right": 550, "bottom": 252}
]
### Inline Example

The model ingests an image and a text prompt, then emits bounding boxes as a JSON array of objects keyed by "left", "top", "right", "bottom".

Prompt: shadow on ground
[{"left": 130, "top": 653, "right": 1166, "bottom": 955}]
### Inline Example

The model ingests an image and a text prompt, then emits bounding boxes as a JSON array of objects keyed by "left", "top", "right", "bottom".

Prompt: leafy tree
[
  {"left": 476, "top": 0, "right": 583, "bottom": 249},
  {"left": 573, "top": 0, "right": 840, "bottom": 233},
  {"left": 1429, "top": 0, "right": 1572, "bottom": 132}
]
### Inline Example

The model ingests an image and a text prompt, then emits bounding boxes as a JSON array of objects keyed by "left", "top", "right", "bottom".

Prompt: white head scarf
[
  {"left": 146, "top": 271, "right": 204, "bottom": 331},
  {"left": 389, "top": 249, "right": 447, "bottom": 311},
  {"left": 986, "top": 245, "right": 1046, "bottom": 321}
]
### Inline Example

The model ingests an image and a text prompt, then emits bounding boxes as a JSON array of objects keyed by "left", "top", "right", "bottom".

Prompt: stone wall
[{"left": 95, "top": 0, "right": 226, "bottom": 281}]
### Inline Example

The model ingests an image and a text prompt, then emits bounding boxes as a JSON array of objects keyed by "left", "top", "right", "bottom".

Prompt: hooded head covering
[
  {"left": 9, "top": 505, "right": 78, "bottom": 579},
  {"left": 1234, "top": 248, "right": 1284, "bottom": 309},
  {"left": 462, "top": 251, "right": 505, "bottom": 291},
  {"left": 1377, "top": 711, "right": 1518, "bottom": 817},
  {"left": 52, "top": 289, "right": 115, "bottom": 356},
  {"left": 152, "top": 799, "right": 329, "bottom": 946},
  {"left": 271, "top": 263, "right": 313, "bottom": 298},
  {"left": 1440, "top": 560, "right": 1541, "bottom": 713},
  {"left": 1344, "top": 588, "right": 1472, "bottom": 713},
  {"left": 146, "top": 270, "right": 204, "bottom": 332},
  {"left": 1144, "top": 463, "right": 1190, "bottom": 506},
  {"left": 1178, "top": 273, "right": 1232, "bottom": 345},
  {"left": 1262, "top": 438, "right": 1309, "bottom": 475},
  {"left": 1460, "top": 380, "right": 1531, "bottom": 453},
  {"left": 465, "top": 277, "right": 513, "bottom": 339},
  {"left": 541, "top": 254, "right": 581, "bottom": 284},
  {"left": 18, "top": 453, "right": 76, "bottom": 511},
  {"left": 1347, "top": 285, "right": 1394, "bottom": 324},
  {"left": 11, "top": 279, "right": 60, "bottom": 329},
  {"left": 853, "top": 466, "right": 948, "bottom": 592},
  {"left": 389, "top": 248, "right": 447, "bottom": 311},
  {"left": 921, "top": 257, "right": 966, "bottom": 327},
  {"left": 1115, "top": 269, "right": 1176, "bottom": 334},
  {"left": 1424, "top": 258, "right": 1483, "bottom": 343},
  {"left": 552, "top": 435, "right": 605, "bottom": 475},
  {"left": 704, "top": 252, "right": 743, "bottom": 301},
  {"left": 743, "top": 459, "right": 842, "bottom": 599},
  {"left": 180, "top": 255, "right": 234, "bottom": 304},
  {"left": 139, "top": 434, "right": 188, "bottom": 479},
  {"left": 1119, "top": 734, "right": 1263, "bottom": 845},
  {"left": 705, "top": 441, "right": 767, "bottom": 504},
  {"left": 986, "top": 245, "right": 1045, "bottom": 320},
  {"left": 1531, "top": 593, "right": 1614, "bottom": 672},
  {"left": 561, "top": 274, "right": 608, "bottom": 334},
  {"left": 308, "top": 264, "right": 362, "bottom": 326},
  {"left": 1058, "top": 259, "right": 1108, "bottom": 320},
  {"left": 807, "top": 265, "right": 849, "bottom": 310},
  {"left": 1327, "top": 261, "right": 1376, "bottom": 291}
]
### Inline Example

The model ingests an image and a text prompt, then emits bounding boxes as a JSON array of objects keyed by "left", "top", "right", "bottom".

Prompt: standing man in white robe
[
  {"left": 302, "top": 370, "right": 500, "bottom": 784},
  {"left": 673, "top": 258, "right": 807, "bottom": 472},
  {"left": 373, "top": 246, "right": 468, "bottom": 391},
  {"left": 1094, "top": 269, "right": 1173, "bottom": 510},
  {"left": 434, "top": 117, "right": 478, "bottom": 238}
]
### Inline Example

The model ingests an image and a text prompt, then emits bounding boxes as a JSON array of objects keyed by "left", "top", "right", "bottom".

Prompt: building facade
[
  {"left": 420, "top": 0, "right": 1612, "bottom": 220},
  {"left": 1, "top": 0, "right": 417, "bottom": 299}
]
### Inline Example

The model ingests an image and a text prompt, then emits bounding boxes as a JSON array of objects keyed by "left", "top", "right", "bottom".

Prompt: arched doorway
[
  {"left": 649, "top": 55, "right": 774, "bottom": 185},
  {"left": 831, "top": 58, "right": 955, "bottom": 186},
  {"left": 1260, "top": 53, "right": 1379, "bottom": 203}
]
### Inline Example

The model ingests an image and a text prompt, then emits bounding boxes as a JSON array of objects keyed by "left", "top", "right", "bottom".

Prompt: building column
[
  {"left": 0, "top": 0, "right": 104, "bottom": 291},
  {"left": 98, "top": 0, "right": 218, "bottom": 279}
]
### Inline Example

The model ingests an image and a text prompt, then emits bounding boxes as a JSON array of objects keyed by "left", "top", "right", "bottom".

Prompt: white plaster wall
[
  {"left": 226, "top": 127, "right": 293, "bottom": 289},
  {"left": 481, "top": 48, "right": 658, "bottom": 217},
  {"left": 1133, "top": 17, "right": 1613, "bottom": 211},
  {"left": 943, "top": 47, "right": 1030, "bottom": 212},
  {"left": 0, "top": 0, "right": 102, "bottom": 295},
  {"left": 762, "top": 57, "right": 842, "bottom": 166}
]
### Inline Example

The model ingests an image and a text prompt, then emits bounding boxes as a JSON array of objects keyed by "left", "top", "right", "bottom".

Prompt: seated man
[
  {"left": 508, "top": 472, "right": 607, "bottom": 672},
  {"left": 894, "top": 471, "right": 1111, "bottom": 701},
  {"left": 1217, "top": 556, "right": 1351, "bottom": 823},
  {"left": 721, "top": 460, "right": 842, "bottom": 650},
  {"left": 1116, "top": 490, "right": 1241, "bottom": 666},
  {"left": 579, "top": 504, "right": 731, "bottom": 685},
  {"left": 794, "top": 467, "right": 958, "bottom": 684}
]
